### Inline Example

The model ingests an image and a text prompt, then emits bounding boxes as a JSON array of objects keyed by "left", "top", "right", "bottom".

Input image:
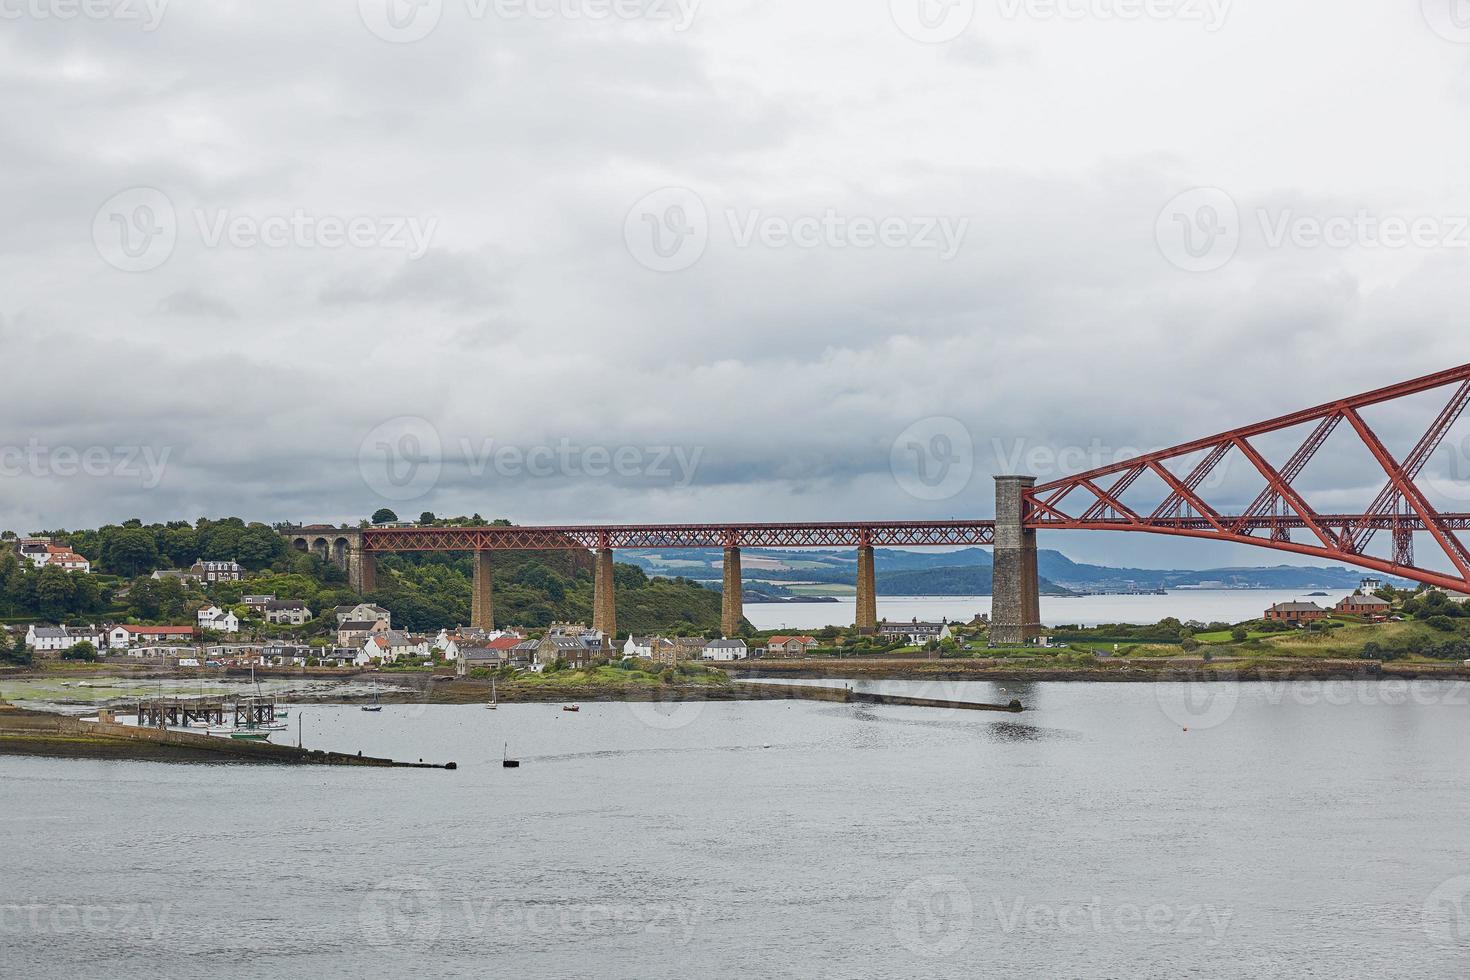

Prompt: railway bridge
[{"left": 285, "top": 362, "right": 1470, "bottom": 644}]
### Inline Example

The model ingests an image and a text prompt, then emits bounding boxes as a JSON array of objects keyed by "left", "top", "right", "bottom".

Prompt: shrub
[
  {"left": 1426, "top": 615, "right": 1457, "bottom": 633},
  {"left": 1230, "top": 628, "right": 1248, "bottom": 643}
]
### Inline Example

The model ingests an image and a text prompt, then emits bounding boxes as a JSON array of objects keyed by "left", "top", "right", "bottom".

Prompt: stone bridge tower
[{"left": 990, "top": 476, "right": 1042, "bottom": 646}]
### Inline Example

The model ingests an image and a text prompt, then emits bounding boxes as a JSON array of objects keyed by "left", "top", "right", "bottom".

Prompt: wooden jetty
[{"left": 134, "top": 697, "right": 277, "bottom": 728}]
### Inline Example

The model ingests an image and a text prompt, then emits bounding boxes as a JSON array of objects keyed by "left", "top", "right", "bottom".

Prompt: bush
[
  {"left": 1426, "top": 615, "right": 1457, "bottom": 633},
  {"left": 62, "top": 640, "right": 99, "bottom": 662},
  {"left": 1230, "top": 628, "right": 1248, "bottom": 642}
]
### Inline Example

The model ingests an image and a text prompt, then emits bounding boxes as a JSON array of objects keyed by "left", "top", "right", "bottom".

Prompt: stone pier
[
  {"left": 472, "top": 550, "right": 495, "bottom": 630},
  {"left": 855, "top": 545, "right": 878, "bottom": 632},
  {"left": 348, "top": 549, "right": 376, "bottom": 594},
  {"left": 593, "top": 548, "right": 617, "bottom": 640},
  {"left": 991, "top": 475, "right": 1042, "bottom": 646},
  {"left": 722, "top": 546, "right": 743, "bottom": 638}
]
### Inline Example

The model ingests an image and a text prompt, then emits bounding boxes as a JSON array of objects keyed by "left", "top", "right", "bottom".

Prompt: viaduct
[{"left": 284, "top": 362, "right": 1470, "bottom": 644}]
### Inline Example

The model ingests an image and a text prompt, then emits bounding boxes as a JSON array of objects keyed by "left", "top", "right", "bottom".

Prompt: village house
[
  {"left": 189, "top": 560, "right": 243, "bottom": 583},
  {"left": 765, "top": 635, "right": 819, "bottom": 658},
  {"left": 17, "top": 539, "right": 91, "bottom": 573},
  {"left": 1335, "top": 593, "right": 1392, "bottom": 618},
  {"left": 459, "top": 635, "right": 525, "bottom": 673},
  {"left": 1264, "top": 601, "right": 1328, "bottom": 624},
  {"left": 535, "top": 634, "right": 601, "bottom": 669},
  {"left": 361, "top": 631, "right": 432, "bottom": 665},
  {"left": 623, "top": 636, "right": 656, "bottom": 658},
  {"left": 105, "top": 624, "right": 195, "bottom": 649},
  {"left": 242, "top": 595, "right": 276, "bottom": 613},
  {"left": 511, "top": 638, "right": 543, "bottom": 669},
  {"left": 263, "top": 643, "right": 313, "bottom": 667},
  {"left": 196, "top": 605, "right": 241, "bottom": 634},
  {"left": 24, "top": 625, "right": 104, "bottom": 654},
  {"left": 877, "top": 618, "right": 954, "bottom": 645},
  {"left": 701, "top": 638, "right": 748, "bottom": 661},
  {"left": 334, "top": 603, "right": 392, "bottom": 627},
  {"left": 338, "top": 618, "right": 389, "bottom": 647},
  {"left": 150, "top": 568, "right": 202, "bottom": 585},
  {"left": 263, "top": 600, "right": 313, "bottom": 626},
  {"left": 317, "top": 647, "right": 365, "bottom": 667}
]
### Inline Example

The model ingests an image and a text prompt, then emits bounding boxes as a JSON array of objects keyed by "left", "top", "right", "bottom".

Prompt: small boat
[
  {"left": 486, "top": 676, "right": 498, "bottom": 710},
  {"left": 362, "top": 682, "right": 383, "bottom": 712},
  {"left": 502, "top": 741, "right": 520, "bottom": 768},
  {"left": 229, "top": 731, "right": 270, "bottom": 741},
  {"left": 562, "top": 704, "right": 580, "bottom": 713}
]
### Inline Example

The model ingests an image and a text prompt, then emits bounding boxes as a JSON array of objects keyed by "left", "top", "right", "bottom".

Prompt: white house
[
  {"left": 701, "top": 638, "right": 748, "bottom": 661},
  {"left": 361, "top": 631, "right": 431, "bottom": 665},
  {"left": 26, "top": 545, "right": 91, "bottom": 573},
  {"left": 196, "top": 605, "right": 240, "bottom": 634},
  {"left": 623, "top": 636, "right": 655, "bottom": 658},
  {"left": 107, "top": 625, "right": 196, "bottom": 649},
  {"left": 25, "top": 625, "right": 104, "bottom": 653}
]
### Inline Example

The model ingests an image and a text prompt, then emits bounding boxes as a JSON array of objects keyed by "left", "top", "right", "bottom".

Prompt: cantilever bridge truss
[{"left": 347, "top": 362, "right": 1470, "bottom": 594}]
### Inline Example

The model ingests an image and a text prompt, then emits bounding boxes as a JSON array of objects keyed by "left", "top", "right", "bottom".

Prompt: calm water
[
  {"left": 4, "top": 681, "right": 1470, "bottom": 978},
  {"left": 742, "top": 588, "right": 1357, "bottom": 631}
]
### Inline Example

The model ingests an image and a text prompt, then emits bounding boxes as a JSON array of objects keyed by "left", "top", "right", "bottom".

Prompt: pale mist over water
[{"left": 742, "top": 589, "right": 1359, "bottom": 631}]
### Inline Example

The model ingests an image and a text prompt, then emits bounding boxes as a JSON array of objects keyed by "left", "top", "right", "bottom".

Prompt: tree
[
  {"left": 34, "top": 565, "right": 76, "bottom": 622},
  {"left": 419, "top": 512, "right": 436, "bottom": 525},
  {"left": 1230, "top": 627, "right": 1248, "bottom": 643},
  {"left": 102, "top": 527, "right": 160, "bottom": 576},
  {"left": 1426, "top": 615, "right": 1456, "bottom": 633},
  {"left": 63, "top": 640, "right": 98, "bottom": 662},
  {"left": 372, "top": 509, "right": 399, "bottom": 525}
]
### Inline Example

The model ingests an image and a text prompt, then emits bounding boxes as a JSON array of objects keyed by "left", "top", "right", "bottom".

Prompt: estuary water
[
  {"left": 4, "top": 680, "right": 1470, "bottom": 979},
  {"left": 742, "top": 588, "right": 1358, "bottom": 631}
]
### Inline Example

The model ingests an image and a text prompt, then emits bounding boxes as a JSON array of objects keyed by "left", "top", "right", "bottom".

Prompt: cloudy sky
[{"left": 4, "top": 0, "right": 1470, "bottom": 569}]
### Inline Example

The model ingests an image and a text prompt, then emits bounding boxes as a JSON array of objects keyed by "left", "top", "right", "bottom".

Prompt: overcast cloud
[{"left": 4, "top": 0, "right": 1470, "bottom": 569}]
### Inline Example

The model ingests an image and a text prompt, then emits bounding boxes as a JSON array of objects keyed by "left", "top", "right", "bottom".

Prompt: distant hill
[{"left": 623, "top": 546, "right": 1402, "bottom": 596}]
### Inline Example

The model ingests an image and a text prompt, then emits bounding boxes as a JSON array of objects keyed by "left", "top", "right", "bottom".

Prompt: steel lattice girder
[
  {"left": 361, "top": 522, "right": 999, "bottom": 552},
  {"left": 1024, "top": 362, "right": 1470, "bottom": 593}
]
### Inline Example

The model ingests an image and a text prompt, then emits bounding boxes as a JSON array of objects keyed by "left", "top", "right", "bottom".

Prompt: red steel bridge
[{"left": 287, "top": 362, "right": 1470, "bottom": 644}]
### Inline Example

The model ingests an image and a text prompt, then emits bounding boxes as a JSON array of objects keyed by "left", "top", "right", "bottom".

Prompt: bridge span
[{"left": 286, "top": 361, "right": 1470, "bottom": 645}]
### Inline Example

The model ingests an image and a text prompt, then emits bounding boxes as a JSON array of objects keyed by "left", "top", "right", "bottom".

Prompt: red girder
[
  {"left": 1026, "top": 362, "right": 1470, "bottom": 593},
  {"left": 297, "top": 363, "right": 1470, "bottom": 595},
  {"left": 359, "top": 522, "right": 999, "bottom": 552}
]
